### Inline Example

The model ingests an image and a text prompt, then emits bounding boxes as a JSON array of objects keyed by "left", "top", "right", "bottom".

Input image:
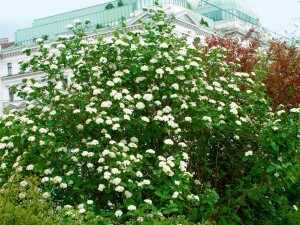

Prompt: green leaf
[
  {"left": 271, "top": 142, "right": 279, "bottom": 151},
  {"left": 267, "top": 166, "right": 275, "bottom": 173}
]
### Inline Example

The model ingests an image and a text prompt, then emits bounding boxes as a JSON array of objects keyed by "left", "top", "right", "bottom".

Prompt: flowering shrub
[{"left": 0, "top": 5, "right": 300, "bottom": 224}]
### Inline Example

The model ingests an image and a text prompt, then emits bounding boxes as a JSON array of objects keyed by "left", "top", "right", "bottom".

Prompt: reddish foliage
[
  {"left": 204, "top": 29, "right": 261, "bottom": 73},
  {"left": 263, "top": 41, "right": 300, "bottom": 108},
  {"left": 198, "top": 30, "right": 300, "bottom": 108}
]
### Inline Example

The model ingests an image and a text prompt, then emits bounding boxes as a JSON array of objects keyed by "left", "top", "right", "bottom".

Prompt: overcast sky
[{"left": 0, "top": 0, "right": 299, "bottom": 41}]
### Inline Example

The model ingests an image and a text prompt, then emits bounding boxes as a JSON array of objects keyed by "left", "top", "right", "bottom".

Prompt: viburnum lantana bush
[{"left": 0, "top": 6, "right": 300, "bottom": 224}]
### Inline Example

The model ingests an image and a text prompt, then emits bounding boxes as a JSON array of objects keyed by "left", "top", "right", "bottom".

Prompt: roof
[
  {"left": 15, "top": 0, "right": 137, "bottom": 46},
  {"left": 196, "top": 0, "right": 259, "bottom": 25}
]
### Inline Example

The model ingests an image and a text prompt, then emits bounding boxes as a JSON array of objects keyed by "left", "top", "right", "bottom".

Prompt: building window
[
  {"left": 9, "top": 90, "right": 14, "bottom": 102},
  {"left": 7, "top": 63, "right": 12, "bottom": 75}
]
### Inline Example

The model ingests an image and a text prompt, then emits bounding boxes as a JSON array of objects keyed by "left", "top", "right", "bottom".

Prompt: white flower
[
  {"left": 127, "top": 205, "right": 136, "bottom": 211},
  {"left": 66, "top": 24, "right": 73, "bottom": 29},
  {"left": 290, "top": 108, "right": 300, "bottom": 113},
  {"left": 73, "top": 84, "right": 82, "bottom": 90},
  {"left": 190, "top": 61, "right": 199, "bottom": 67},
  {"left": 5, "top": 121, "right": 13, "bottom": 127},
  {"left": 141, "top": 116, "right": 150, "bottom": 123},
  {"left": 172, "top": 191, "right": 179, "bottom": 198},
  {"left": 99, "top": 57, "right": 107, "bottom": 63},
  {"left": 76, "top": 124, "right": 84, "bottom": 130},
  {"left": 28, "top": 136, "right": 35, "bottom": 142},
  {"left": 53, "top": 176, "right": 63, "bottom": 183},
  {"left": 235, "top": 120, "right": 242, "bottom": 125},
  {"left": 176, "top": 56, "right": 184, "bottom": 61},
  {"left": 159, "top": 43, "right": 168, "bottom": 48},
  {"left": 60, "top": 183, "right": 68, "bottom": 188},
  {"left": 95, "top": 118, "right": 104, "bottom": 124},
  {"left": 125, "top": 191, "right": 132, "bottom": 198},
  {"left": 124, "top": 115, "right": 130, "bottom": 120},
  {"left": 115, "top": 210, "right": 123, "bottom": 217},
  {"left": 164, "top": 139, "right": 173, "bottom": 145},
  {"left": 73, "top": 19, "right": 81, "bottom": 24},
  {"left": 81, "top": 151, "right": 89, "bottom": 157},
  {"left": 171, "top": 83, "right": 179, "bottom": 90},
  {"left": 112, "top": 123, "right": 120, "bottom": 130},
  {"left": 143, "top": 179, "right": 150, "bottom": 185},
  {"left": 50, "top": 65, "right": 58, "bottom": 70},
  {"left": 156, "top": 68, "right": 164, "bottom": 75},
  {"left": 143, "top": 94, "right": 153, "bottom": 101},
  {"left": 113, "top": 78, "right": 121, "bottom": 84},
  {"left": 123, "top": 108, "right": 132, "bottom": 115},
  {"left": 134, "top": 94, "right": 142, "bottom": 99},
  {"left": 144, "top": 199, "right": 152, "bottom": 204},
  {"left": 87, "top": 200, "right": 94, "bottom": 205},
  {"left": 230, "top": 108, "right": 238, "bottom": 115},
  {"left": 203, "top": 116, "right": 212, "bottom": 122},
  {"left": 150, "top": 58, "right": 158, "bottom": 63},
  {"left": 112, "top": 177, "right": 122, "bottom": 185},
  {"left": 78, "top": 204, "right": 84, "bottom": 209},
  {"left": 26, "top": 165, "right": 34, "bottom": 170},
  {"left": 57, "top": 44, "right": 66, "bottom": 50},
  {"left": 20, "top": 181, "right": 28, "bottom": 187},
  {"left": 146, "top": 149, "right": 155, "bottom": 154},
  {"left": 115, "top": 186, "right": 124, "bottom": 192},
  {"left": 293, "top": 205, "right": 298, "bottom": 211},
  {"left": 101, "top": 101, "right": 112, "bottom": 108},
  {"left": 19, "top": 193, "right": 26, "bottom": 198},
  {"left": 44, "top": 169, "right": 52, "bottom": 175},
  {"left": 135, "top": 77, "right": 146, "bottom": 83},
  {"left": 39, "top": 128, "right": 48, "bottom": 134},
  {"left": 185, "top": 117, "right": 192, "bottom": 122},
  {"left": 128, "top": 142, "right": 137, "bottom": 148},
  {"left": 87, "top": 163, "right": 94, "bottom": 168},
  {"left": 141, "top": 65, "right": 149, "bottom": 71},
  {"left": 277, "top": 110, "right": 285, "bottom": 116},
  {"left": 1, "top": 163, "right": 6, "bottom": 169},
  {"left": 106, "top": 81, "right": 115, "bottom": 86},
  {"left": 89, "top": 140, "right": 99, "bottom": 145},
  {"left": 111, "top": 168, "right": 121, "bottom": 175},
  {"left": 179, "top": 142, "right": 187, "bottom": 148},
  {"left": 79, "top": 208, "right": 86, "bottom": 213},
  {"left": 136, "top": 171, "right": 143, "bottom": 177},
  {"left": 245, "top": 151, "right": 253, "bottom": 157},
  {"left": 104, "top": 171, "right": 111, "bottom": 180},
  {"left": 131, "top": 137, "right": 138, "bottom": 143},
  {"left": 98, "top": 184, "right": 105, "bottom": 191},
  {"left": 136, "top": 102, "right": 145, "bottom": 110},
  {"left": 42, "top": 192, "right": 50, "bottom": 199}
]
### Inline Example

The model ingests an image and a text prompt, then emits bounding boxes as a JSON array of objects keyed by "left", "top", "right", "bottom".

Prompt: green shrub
[{"left": 0, "top": 3, "right": 299, "bottom": 224}]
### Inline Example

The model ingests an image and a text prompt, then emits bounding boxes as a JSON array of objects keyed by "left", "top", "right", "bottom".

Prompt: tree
[
  {"left": 118, "top": 0, "right": 124, "bottom": 7},
  {"left": 105, "top": 3, "right": 114, "bottom": 10},
  {"left": 203, "top": 30, "right": 300, "bottom": 109},
  {"left": 200, "top": 18, "right": 209, "bottom": 28}
]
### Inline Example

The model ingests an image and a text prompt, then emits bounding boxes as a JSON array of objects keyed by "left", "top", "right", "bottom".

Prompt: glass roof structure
[
  {"left": 13, "top": 0, "right": 258, "bottom": 46},
  {"left": 196, "top": 0, "right": 259, "bottom": 25}
]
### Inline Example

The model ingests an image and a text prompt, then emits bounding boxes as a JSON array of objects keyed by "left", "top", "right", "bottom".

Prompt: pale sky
[{"left": 0, "top": 0, "right": 299, "bottom": 41}]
